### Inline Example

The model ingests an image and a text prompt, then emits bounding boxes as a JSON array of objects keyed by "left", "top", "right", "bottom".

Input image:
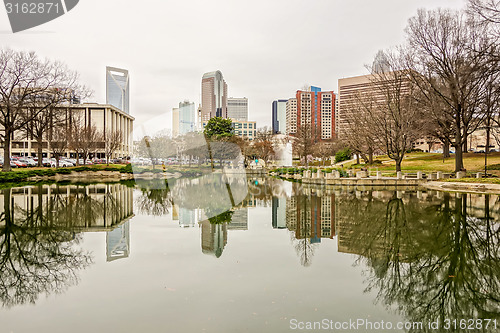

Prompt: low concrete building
[{"left": 3, "top": 103, "right": 134, "bottom": 159}]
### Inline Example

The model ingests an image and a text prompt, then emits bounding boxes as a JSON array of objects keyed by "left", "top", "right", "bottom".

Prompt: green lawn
[{"left": 344, "top": 152, "right": 500, "bottom": 174}]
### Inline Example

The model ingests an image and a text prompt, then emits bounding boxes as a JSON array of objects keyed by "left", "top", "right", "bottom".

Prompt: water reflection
[
  {"left": 336, "top": 190, "right": 500, "bottom": 332},
  {"left": 2, "top": 178, "right": 498, "bottom": 330},
  {"left": 0, "top": 184, "right": 134, "bottom": 307}
]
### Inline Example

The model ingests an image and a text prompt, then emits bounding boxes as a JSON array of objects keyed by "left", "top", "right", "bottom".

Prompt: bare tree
[
  {"left": 49, "top": 123, "right": 69, "bottom": 168},
  {"left": 469, "top": 0, "right": 500, "bottom": 24},
  {"left": 69, "top": 113, "right": 102, "bottom": 165},
  {"left": 405, "top": 8, "right": 498, "bottom": 171},
  {"left": 341, "top": 99, "right": 377, "bottom": 164},
  {"left": 0, "top": 49, "right": 89, "bottom": 171},
  {"left": 360, "top": 50, "right": 422, "bottom": 172},
  {"left": 104, "top": 130, "right": 123, "bottom": 165},
  {"left": 252, "top": 127, "right": 276, "bottom": 167},
  {"left": 294, "top": 124, "right": 320, "bottom": 166}
]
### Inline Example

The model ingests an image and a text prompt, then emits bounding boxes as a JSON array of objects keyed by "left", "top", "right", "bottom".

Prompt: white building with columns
[{"left": 5, "top": 103, "right": 134, "bottom": 159}]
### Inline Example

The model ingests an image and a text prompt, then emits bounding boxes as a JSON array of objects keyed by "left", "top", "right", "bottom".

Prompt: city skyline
[{"left": 0, "top": 0, "right": 467, "bottom": 136}]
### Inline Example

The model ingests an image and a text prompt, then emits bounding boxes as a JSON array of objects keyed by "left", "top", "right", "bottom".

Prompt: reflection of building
[
  {"left": 106, "top": 221, "right": 130, "bottom": 262},
  {"left": 272, "top": 100, "right": 287, "bottom": 134},
  {"left": 179, "top": 208, "right": 196, "bottom": 228},
  {"left": 0, "top": 184, "right": 134, "bottom": 261},
  {"left": 227, "top": 97, "right": 248, "bottom": 121},
  {"left": 286, "top": 194, "right": 335, "bottom": 242},
  {"left": 272, "top": 197, "right": 287, "bottom": 229},
  {"left": 200, "top": 220, "right": 227, "bottom": 258},
  {"left": 201, "top": 70, "right": 228, "bottom": 121},
  {"left": 227, "top": 208, "right": 248, "bottom": 230},
  {"left": 106, "top": 66, "right": 130, "bottom": 114}
]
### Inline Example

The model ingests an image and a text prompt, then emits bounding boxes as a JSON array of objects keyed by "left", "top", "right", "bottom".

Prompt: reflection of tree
[
  {"left": 338, "top": 192, "right": 500, "bottom": 332},
  {"left": 208, "top": 210, "right": 233, "bottom": 225},
  {"left": 289, "top": 194, "right": 318, "bottom": 267},
  {"left": 135, "top": 180, "right": 172, "bottom": 216},
  {"left": 0, "top": 187, "right": 92, "bottom": 308}
]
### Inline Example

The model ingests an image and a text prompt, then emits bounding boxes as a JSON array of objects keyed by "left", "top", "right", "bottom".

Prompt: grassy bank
[
  {"left": 0, "top": 164, "right": 133, "bottom": 183},
  {"left": 345, "top": 152, "right": 500, "bottom": 174}
]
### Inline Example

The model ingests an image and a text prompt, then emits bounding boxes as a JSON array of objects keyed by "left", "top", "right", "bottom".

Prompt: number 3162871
[{"left": 5, "top": 2, "right": 61, "bottom": 14}]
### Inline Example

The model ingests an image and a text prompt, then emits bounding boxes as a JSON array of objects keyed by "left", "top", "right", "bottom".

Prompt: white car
[{"left": 51, "top": 159, "right": 74, "bottom": 167}]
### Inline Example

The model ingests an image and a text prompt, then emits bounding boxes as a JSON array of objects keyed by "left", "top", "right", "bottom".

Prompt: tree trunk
[
  {"left": 37, "top": 137, "right": 43, "bottom": 167},
  {"left": 3, "top": 130, "right": 12, "bottom": 172},
  {"left": 443, "top": 139, "right": 450, "bottom": 159},
  {"left": 356, "top": 154, "right": 360, "bottom": 165},
  {"left": 485, "top": 120, "right": 490, "bottom": 177},
  {"left": 368, "top": 148, "right": 373, "bottom": 165},
  {"left": 396, "top": 158, "right": 402, "bottom": 172},
  {"left": 455, "top": 141, "right": 464, "bottom": 172}
]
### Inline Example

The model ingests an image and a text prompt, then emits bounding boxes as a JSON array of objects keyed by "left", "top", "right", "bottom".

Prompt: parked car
[
  {"left": 51, "top": 159, "right": 73, "bottom": 168},
  {"left": 41, "top": 158, "right": 52, "bottom": 167},
  {"left": 19, "top": 157, "right": 37, "bottom": 167},
  {"left": 11, "top": 160, "right": 27, "bottom": 168}
]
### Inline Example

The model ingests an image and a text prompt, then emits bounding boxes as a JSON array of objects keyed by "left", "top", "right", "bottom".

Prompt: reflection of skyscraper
[
  {"left": 172, "top": 204, "right": 179, "bottom": 221},
  {"left": 200, "top": 220, "right": 227, "bottom": 258},
  {"left": 179, "top": 208, "right": 196, "bottom": 228},
  {"left": 227, "top": 208, "right": 248, "bottom": 230},
  {"left": 106, "top": 66, "right": 130, "bottom": 114},
  {"left": 201, "top": 70, "right": 228, "bottom": 121},
  {"left": 286, "top": 194, "right": 335, "bottom": 241},
  {"left": 272, "top": 197, "right": 287, "bottom": 229},
  {"left": 106, "top": 221, "right": 130, "bottom": 262}
]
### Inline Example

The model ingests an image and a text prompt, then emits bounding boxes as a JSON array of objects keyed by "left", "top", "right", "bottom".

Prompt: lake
[{"left": 0, "top": 176, "right": 498, "bottom": 333}]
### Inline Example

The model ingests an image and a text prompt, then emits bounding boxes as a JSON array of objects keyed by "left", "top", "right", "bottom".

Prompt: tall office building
[
  {"left": 227, "top": 97, "right": 248, "bottom": 121},
  {"left": 201, "top": 70, "right": 228, "bottom": 121},
  {"left": 172, "top": 107, "right": 179, "bottom": 137},
  {"left": 178, "top": 100, "right": 196, "bottom": 135},
  {"left": 337, "top": 73, "right": 409, "bottom": 140},
  {"left": 272, "top": 100, "right": 287, "bottom": 134},
  {"left": 295, "top": 86, "right": 336, "bottom": 141},
  {"left": 106, "top": 66, "right": 130, "bottom": 114},
  {"left": 285, "top": 98, "right": 297, "bottom": 135}
]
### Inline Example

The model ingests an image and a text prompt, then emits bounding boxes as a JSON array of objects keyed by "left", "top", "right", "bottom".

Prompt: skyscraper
[
  {"left": 201, "top": 70, "right": 228, "bottom": 121},
  {"left": 178, "top": 100, "right": 196, "bottom": 135},
  {"left": 285, "top": 98, "right": 297, "bottom": 135},
  {"left": 227, "top": 97, "right": 248, "bottom": 121},
  {"left": 272, "top": 100, "right": 287, "bottom": 134},
  {"left": 172, "top": 107, "right": 179, "bottom": 137},
  {"left": 106, "top": 66, "right": 130, "bottom": 114},
  {"left": 294, "top": 86, "right": 335, "bottom": 141}
]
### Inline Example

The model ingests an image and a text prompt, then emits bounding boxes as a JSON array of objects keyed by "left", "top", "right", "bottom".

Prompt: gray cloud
[{"left": 1, "top": 0, "right": 467, "bottom": 131}]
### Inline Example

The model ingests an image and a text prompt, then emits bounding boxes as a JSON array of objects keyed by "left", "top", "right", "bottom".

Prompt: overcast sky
[{"left": 1, "top": 0, "right": 467, "bottom": 137}]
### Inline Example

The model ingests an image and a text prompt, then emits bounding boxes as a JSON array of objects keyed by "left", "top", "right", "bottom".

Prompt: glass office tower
[{"left": 106, "top": 66, "right": 130, "bottom": 114}]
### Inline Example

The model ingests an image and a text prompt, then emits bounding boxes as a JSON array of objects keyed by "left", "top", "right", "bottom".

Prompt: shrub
[{"left": 335, "top": 148, "right": 352, "bottom": 163}]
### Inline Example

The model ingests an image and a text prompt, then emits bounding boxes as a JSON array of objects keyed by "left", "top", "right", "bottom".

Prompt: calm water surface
[{"left": 0, "top": 177, "right": 499, "bottom": 333}]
